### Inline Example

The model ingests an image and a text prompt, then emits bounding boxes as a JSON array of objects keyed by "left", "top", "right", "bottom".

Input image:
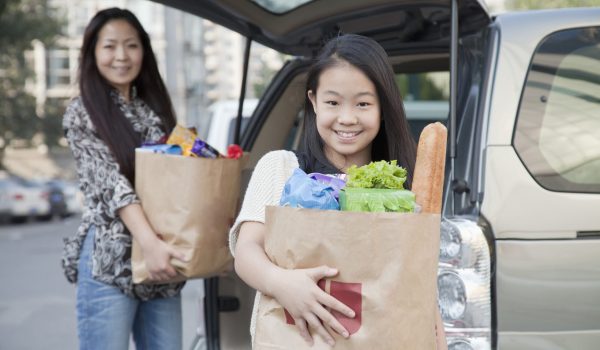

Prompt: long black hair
[
  {"left": 300, "top": 34, "right": 417, "bottom": 188},
  {"left": 78, "top": 7, "right": 176, "bottom": 184}
]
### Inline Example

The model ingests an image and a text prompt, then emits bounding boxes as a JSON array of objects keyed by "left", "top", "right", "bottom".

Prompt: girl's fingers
[
  {"left": 308, "top": 265, "right": 338, "bottom": 281},
  {"left": 312, "top": 304, "right": 350, "bottom": 338},
  {"left": 304, "top": 312, "right": 336, "bottom": 347},
  {"left": 294, "top": 318, "right": 313, "bottom": 346},
  {"left": 318, "top": 292, "right": 356, "bottom": 319}
]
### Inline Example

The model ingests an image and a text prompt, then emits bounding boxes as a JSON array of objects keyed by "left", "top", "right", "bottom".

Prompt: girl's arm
[
  {"left": 234, "top": 221, "right": 355, "bottom": 347},
  {"left": 118, "top": 203, "right": 186, "bottom": 282}
]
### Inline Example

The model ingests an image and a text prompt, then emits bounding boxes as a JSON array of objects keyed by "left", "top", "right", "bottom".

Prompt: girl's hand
[
  {"left": 269, "top": 265, "right": 356, "bottom": 347},
  {"left": 141, "top": 235, "right": 187, "bottom": 282}
]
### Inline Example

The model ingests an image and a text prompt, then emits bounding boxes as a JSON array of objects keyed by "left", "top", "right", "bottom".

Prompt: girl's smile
[{"left": 334, "top": 130, "right": 363, "bottom": 142}]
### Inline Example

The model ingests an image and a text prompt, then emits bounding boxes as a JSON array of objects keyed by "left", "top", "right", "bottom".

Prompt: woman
[{"left": 62, "top": 8, "right": 186, "bottom": 350}]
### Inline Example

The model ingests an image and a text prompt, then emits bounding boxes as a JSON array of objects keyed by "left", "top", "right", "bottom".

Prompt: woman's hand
[
  {"left": 269, "top": 265, "right": 355, "bottom": 347},
  {"left": 118, "top": 203, "right": 187, "bottom": 282},
  {"left": 140, "top": 234, "right": 187, "bottom": 282}
]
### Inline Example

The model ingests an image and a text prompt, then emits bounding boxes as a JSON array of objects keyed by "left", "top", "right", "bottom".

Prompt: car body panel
[
  {"left": 151, "top": 0, "right": 489, "bottom": 56},
  {"left": 480, "top": 8, "right": 600, "bottom": 350},
  {"left": 498, "top": 330, "right": 600, "bottom": 350},
  {"left": 496, "top": 239, "right": 600, "bottom": 349},
  {"left": 481, "top": 147, "right": 600, "bottom": 239},
  {"left": 496, "top": 239, "right": 600, "bottom": 332}
]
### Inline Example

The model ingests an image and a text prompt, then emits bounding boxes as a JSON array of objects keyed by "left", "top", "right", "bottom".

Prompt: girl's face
[
  {"left": 94, "top": 19, "right": 143, "bottom": 100},
  {"left": 308, "top": 61, "right": 381, "bottom": 171}
]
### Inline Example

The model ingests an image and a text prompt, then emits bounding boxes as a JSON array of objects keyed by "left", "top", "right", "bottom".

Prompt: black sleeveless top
[{"left": 294, "top": 151, "right": 339, "bottom": 175}]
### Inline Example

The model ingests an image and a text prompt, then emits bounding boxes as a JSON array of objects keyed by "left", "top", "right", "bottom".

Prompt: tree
[
  {"left": 0, "top": 0, "right": 62, "bottom": 169},
  {"left": 505, "top": 0, "right": 600, "bottom": 10},
  {"left": 395, "top": 73, "right": 447, "bottom": 101}
]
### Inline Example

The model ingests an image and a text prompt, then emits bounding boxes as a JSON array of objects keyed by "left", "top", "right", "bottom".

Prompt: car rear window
[
  {"left": 250, "top": 0, "right": 313, "bottom": 14},
  {"left": 514, "top": 26, "right": 600, "bottom": 193}
]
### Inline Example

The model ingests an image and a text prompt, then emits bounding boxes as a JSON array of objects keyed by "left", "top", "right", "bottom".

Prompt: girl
[
  {"left": 62, "top": 8, "right": 186, "bottom": 350},
  {"left": 230, "top": 34, "right": 447, "bottom": 348}
]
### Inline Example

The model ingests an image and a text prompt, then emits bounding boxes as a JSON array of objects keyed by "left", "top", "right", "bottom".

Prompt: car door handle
[{"left": 577, "top": 231, "right": 600, "bottom": 239}]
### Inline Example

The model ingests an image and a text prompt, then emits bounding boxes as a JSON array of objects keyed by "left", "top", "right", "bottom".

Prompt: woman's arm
[
  {"left": 63, "top": 99, "right": 184, "bottom": 282},
  {"left": 234, "top": 221, "right": 355, "bottom": 347},
  {"left": 118, "top": 203, "right": 186, "bottom": 282}
]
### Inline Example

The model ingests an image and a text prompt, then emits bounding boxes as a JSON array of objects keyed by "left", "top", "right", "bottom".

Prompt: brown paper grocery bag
[
  {"left": 255, "top": 206, "right": 440, "bottom": 349},
  {"left": 131, "top": 151, "right": 247, "bottom": 284}
]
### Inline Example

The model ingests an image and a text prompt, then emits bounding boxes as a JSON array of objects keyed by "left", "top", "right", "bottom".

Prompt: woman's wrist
[{"left": 135, "top": 229, "right": 161, "bottom": 251}]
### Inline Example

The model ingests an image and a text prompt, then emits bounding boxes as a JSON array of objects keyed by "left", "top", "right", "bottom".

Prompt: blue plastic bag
[
  {"left": 279, "top": 168, "right": 340, "bottom": 210},
  {"left": 307, "top": 173, "right": 346, "bottom": 199}
]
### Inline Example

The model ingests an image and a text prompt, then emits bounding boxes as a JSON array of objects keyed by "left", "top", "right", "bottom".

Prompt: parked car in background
[
  {"left": 0, "top": 178, "right": 12, "bottom": 223},
  {"left": 152, "top": 1, "right": 600, "bottom": 349},
  {"left": 43, "top": 179, "right": 82, "bottom": 218},
  {"left": 0, "top": 176, "right": 51, "bottom": 223},
  {"left": 62, "top": 181, "right": 84, "bottom": 216},
  {"left": 205, "top": 99, "right": 259, "bottom": 154},
  {"left": 45, "top": 180, "right": 68, "bottom": 219}
]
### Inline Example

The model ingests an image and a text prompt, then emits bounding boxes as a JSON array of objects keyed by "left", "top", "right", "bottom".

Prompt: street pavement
[{"left": 0, "top": 217, "right": 205, "bottom": 350}]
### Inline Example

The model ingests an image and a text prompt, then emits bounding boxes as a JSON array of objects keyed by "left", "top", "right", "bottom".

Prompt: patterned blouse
[{"left": 62, "top": 90, "right": 184, "bottom": 300}]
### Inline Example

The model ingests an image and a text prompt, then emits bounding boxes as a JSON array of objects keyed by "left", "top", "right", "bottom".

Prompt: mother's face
[{"left": 94, "top": 19, "right": 143, "bottom": 99}]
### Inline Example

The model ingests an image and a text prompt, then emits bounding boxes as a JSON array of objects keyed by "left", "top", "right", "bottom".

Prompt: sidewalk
[{"left": 3, "top": 146, "right": 76, "bottom": 180}]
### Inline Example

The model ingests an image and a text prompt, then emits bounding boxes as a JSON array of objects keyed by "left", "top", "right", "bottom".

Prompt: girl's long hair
[
  {"left": 300, "top": 34, "right": 417, "bottom": 188},
  {"left": 78, "top": 7, "right": 176, "bottom": 184}
]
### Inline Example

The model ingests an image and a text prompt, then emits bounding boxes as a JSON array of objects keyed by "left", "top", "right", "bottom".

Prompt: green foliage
[
  {"left": 0, "top": 0, "right": 63, "bottom": 163},
  {"left": 252, "top": 53, "right": 286, "bottom": 99},
  {"left": 506, "top": 0, "right": 600, "bottom": 10},
  {"left": 41, "top": 98, "right": 69, "bottom": 147},
  {"left": 395, "top": 73, "right": 447, "bottom": 101}
]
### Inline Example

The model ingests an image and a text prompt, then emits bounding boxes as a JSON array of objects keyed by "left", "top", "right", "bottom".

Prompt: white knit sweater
[{"left": 228, "top": 150, "right": 299, "bottom": 345}]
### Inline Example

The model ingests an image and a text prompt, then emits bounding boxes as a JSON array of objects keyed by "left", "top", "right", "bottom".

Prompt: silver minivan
[{"left": 153, "top": 1, "right": 600, "bottom": 349}]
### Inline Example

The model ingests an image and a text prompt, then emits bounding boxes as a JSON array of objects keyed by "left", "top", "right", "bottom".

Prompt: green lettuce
[
  {"left": 339, "top": 188, "right": 415, "bottom": 213},
  {"left": 345, "top": 160, "right": 407, "bottom": 189}
]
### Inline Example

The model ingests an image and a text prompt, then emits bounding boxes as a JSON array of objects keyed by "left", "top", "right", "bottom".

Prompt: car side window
[
  {"left": 395, "top": 71, "right": 449, "bottom": 140},
  {"left": 514, "top": 26, "right": 600, "bottom": 193}
]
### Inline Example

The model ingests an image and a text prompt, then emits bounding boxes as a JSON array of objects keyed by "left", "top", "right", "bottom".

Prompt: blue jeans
[{"left": 76, "top": 227, "right": 182, "bottom": 350}]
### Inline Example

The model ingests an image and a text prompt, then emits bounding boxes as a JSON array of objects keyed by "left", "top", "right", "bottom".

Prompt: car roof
[{"left": 150, "top": 0, "right": 490, "bottom": 57}]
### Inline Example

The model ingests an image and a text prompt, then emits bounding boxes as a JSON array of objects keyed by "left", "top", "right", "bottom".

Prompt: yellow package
[{"left": 166, "top": 125, "right": 197, "bottom": 156}]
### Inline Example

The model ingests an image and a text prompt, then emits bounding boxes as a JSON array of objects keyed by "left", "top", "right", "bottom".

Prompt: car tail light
[
  {"left": 438, "top": 218, "right": 492, "bottom": 350},
  {"left": 13, "top": 193, "right": 24, "bottom": 200},
  {"left": 41, "top": 191, "right": 49, "bottom": 199}
]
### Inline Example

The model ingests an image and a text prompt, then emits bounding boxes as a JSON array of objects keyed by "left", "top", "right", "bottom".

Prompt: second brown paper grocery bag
[{"left": 132, "top": 151, "right": 247, "bottom": 284}]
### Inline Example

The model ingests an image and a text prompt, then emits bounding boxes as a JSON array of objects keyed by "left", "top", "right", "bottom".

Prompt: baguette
[{"left": 411, "top": 122, "right": 447, "bottom": 214}]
